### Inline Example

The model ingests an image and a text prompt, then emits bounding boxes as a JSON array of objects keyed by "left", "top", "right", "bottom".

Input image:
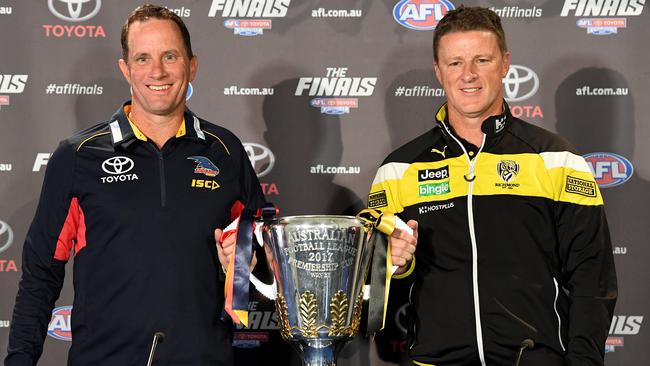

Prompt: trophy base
[{"left": 294, "top": 338, "right": 348, "bottom": 366}]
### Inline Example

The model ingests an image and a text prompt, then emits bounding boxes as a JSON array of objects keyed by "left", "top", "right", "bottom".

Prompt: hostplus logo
[
  {"left": 0, "top": 74, "right": 28, "bottom": 111},
  {"left": 44, "top": 0, "right": 106, "bottom": 38},
  {"left": 393, "top": 0, "right": 455, "bottom": 30},
  {"left": 208, "top": 0, "right": 291, "bottom": 36},
  {"left": 606, "top": 315, "right": 644, "bottom": 352},
  {"left": 243, "top": 143, "right": 278, "bottom": 195},
  {"left": 296, "top": 67, "right": 376, "bottom": 115},
  {"left": 502, "top": 65, "right": 543, "bottom": 120},
  {"left": 100, "top": 156, "right": 139, "bottom": 184},
  {"left": 561, "top": 0, "right": 645, "bottom": 35}
]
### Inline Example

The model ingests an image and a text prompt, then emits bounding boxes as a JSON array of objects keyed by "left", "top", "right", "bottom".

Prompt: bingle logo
[
  {"left": 48, "top": 306, "right": 73, "bottom": 341},
  {"left": 584, "top": 152, "right": 633, "bottom": 188},
  {"left": 44, "top": 0, "right": 105, "bottom": 38},
  {"left": 418, "top": 166, "right": 449, "bottom": 181},
  {"left": 503, "top": 65, "right": 539, "bottom": 102},
  {"left": 48, "top": 0, "right": 102, "bottom": 22},
  {"left": 393, "top": 0, "right": 455, "bottom": 30},
  {"left": 0, "top": 220, "right": 14, "bottom": 254},
  {"left": 101, "top": 156, "right": 138, "bottom": 184},
  {"left": 296, "top": 67, "right": 376, "bottom": 114},
  {"left": 243, "top": 143, "right": 275, "bottom": 178},
  {"left": 102, "top": 156, "right": 134, "bottom": 175}
]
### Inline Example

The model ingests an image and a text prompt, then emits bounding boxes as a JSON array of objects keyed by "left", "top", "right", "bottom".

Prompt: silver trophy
[{"left": 254, "top": 215, "right": 375, "bottom": 366}]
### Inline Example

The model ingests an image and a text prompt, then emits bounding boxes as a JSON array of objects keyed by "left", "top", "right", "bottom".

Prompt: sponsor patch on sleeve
[
  {"left": 368, "top": 190, "right": 388, "bottom": 208},
  {"left": 565, "top": 176, "right": 597, "bottom": 197}
]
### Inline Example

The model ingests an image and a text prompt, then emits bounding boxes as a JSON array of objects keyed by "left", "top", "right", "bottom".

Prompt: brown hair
[
  {"left": 433, "top": 6, "right": 507, "bottom": 62},
  {"left": 121, "top": 4, "right": 193, "bottom": 62}
]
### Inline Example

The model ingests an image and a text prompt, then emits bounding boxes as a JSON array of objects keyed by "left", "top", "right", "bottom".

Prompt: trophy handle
[
  {"left": 249, "top": 221, "right": 278, "bottom": 300},
  {"left": 249, "top": 273, "right": 277, "bottom": 300}
]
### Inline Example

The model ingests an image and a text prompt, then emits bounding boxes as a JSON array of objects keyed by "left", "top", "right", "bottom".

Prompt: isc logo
[
  {"left": 584, "top": 152, "right": 633, "bottom": 188},
  {"left": 393, "top": 0, "right": 455, "bottom": 30},
  {"left": 192, "top": 179, "right": 220, "bottom": 190},
  {"left": 48, "top": 306, "right": 73, "bottom": 341}
]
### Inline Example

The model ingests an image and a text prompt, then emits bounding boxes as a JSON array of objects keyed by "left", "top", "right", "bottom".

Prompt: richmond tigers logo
[{"left": 497, "top": 160, "right": 520, "bottom": 183}]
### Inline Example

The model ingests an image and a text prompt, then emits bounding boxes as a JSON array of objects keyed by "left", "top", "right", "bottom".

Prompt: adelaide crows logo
[
  {"left": 187, "top": 156, "right": 219, "bottom": 177},
  {"left": 497, "top": 160, "right": 519, "bottom": 183}
]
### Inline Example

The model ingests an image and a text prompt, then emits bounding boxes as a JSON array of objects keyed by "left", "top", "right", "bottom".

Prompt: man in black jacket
[
  {"left": 5, "top": 4, "right": 264, "bottom": 365},
  {"left": 370, "top": 6, "right": 617, "bottom": 366}
]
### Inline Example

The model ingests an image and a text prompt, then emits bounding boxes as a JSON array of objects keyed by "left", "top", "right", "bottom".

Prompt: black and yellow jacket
[
  {"left": 368, "top": 103, "right": 617, "bottom": 366},
  {"left": 6, "top": 101, "right": 265, "bottom": 366}
]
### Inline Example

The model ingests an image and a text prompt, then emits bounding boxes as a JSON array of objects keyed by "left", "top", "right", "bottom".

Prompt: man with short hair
[
  {"left": 371, "top": 6, "right": 617, "bottom": 365},
  {"left": 5, "top": 4, "right": 264, "bottom": 365}
]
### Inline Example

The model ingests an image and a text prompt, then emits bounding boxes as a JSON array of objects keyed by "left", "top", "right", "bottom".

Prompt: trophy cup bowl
[{"left": 261, "top": 215, "right": 375, "bottom": 366}]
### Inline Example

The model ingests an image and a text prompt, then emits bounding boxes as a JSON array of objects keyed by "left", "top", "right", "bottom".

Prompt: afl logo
[
  {"left": 584, "top": 152, "right": 633, "bottom": 188},
  {"left": 48, "top": 306, "right": 73, "bottom": 341},
  {"left": 393, "top": 0, "right": 455, "bottom": 31},
  {"left": 102, "top": 156, "right": 134, "bottom": 175}
]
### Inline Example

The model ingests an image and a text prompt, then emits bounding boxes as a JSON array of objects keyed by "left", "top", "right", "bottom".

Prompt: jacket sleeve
[
  {"left": 368, "top": 160, "right": 416, "bottom": 278},
  {"left": 552, "top": 152, "right": 617, "bottom": 366},
  {"left": 5, "top": 141, "right": 77, "bottom": 366}
]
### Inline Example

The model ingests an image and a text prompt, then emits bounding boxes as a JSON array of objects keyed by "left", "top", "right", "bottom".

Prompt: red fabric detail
[
  {"left": 230, "top": 200, "right": 244, "bottom": 221},
  {"left": 54, "top": 197, "right": 86, "bottom": 261}
]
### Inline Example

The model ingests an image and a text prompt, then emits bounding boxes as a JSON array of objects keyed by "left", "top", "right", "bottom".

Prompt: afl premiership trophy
[{"left": 260, "top": 215, "right": 374, "bottom": 366}]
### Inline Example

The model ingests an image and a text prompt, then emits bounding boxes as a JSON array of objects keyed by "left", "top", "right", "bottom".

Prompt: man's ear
[{"left": 118, "top": 58, "right": 131, "bottom": 84}]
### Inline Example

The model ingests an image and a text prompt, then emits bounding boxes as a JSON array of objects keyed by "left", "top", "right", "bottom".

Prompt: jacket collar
[
  {"left": 108, "top": 101, "right": 208, "bottom": 147},
  {"left": 435, "top": 100, "right": 513, "bottom": 145}
]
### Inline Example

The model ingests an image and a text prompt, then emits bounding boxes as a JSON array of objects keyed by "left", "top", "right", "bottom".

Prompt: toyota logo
[
  {"left": 48, "top": 0, "right": 102, "bottom": 22},
  {"left": 102, "top": 156, "right": 134, "bottom": 175},
  {"left": 502, "top": 65, "right": 539, "bottom": 102},
  {"left": 0, "top": 220, "right": 14, "bottom": 254},
  {"left": 243, "top": 143, "right": 275, "bottom": 178}
]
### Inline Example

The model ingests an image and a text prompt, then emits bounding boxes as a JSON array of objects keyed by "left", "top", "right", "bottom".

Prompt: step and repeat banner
[{"left": 1, "top": 0, "right": 648, "bottom": 365}]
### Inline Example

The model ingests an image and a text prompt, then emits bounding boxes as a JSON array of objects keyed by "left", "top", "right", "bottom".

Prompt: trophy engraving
[{"left": 260, "top": 215, "right": 375, "bottom": 366}]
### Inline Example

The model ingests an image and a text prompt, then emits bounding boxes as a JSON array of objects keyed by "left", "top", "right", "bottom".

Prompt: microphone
[
  {"left": 513, "top": 338, "right": 535, "bottom": 366},
  {"left": 146, "top": 331, "right": 166, "bottom": 366}
]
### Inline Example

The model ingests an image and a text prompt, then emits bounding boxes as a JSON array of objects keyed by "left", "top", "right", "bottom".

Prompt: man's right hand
[{"left": 389, "top": 220, "right": 418, "bottom": 276}]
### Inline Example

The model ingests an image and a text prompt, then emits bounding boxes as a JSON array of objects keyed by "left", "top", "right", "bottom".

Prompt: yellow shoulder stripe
[
  {"left": 203, "top": 131, "right": 230, "bottom": 155},
  {"left": 77, "top": 132, "right": 111, "bottom": 152},
  {"left": 369, "top": 152, "right": 602, "bottom": 209}
]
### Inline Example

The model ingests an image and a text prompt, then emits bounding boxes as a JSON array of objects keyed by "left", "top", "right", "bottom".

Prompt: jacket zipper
[
  {"left": 443, "top": 123, "right": 487, "bottom": 366},
  {"left": 553, "top": 277, "right": 567, "bottom": 351},
  {"left": 157, "top": 149, "right": 166, "bottom": 207}
]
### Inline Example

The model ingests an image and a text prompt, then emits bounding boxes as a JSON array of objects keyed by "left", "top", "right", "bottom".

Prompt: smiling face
[
  {"left": 434, "top": 30, "right": 509, "bottom": 125},
  {"left": 118, "top": 18, "right": 197, "bottom": 119}
]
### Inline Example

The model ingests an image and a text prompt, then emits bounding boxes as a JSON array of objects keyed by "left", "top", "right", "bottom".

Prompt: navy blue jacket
[{"left": 6, "top": 102, "right": 265, "bottom": 366}]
